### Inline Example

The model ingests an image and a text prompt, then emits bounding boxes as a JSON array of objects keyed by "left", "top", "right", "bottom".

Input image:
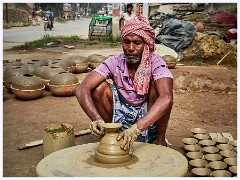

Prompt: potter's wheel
[{"left": 36, "top": 142, "right": 188, "bottom": 177}]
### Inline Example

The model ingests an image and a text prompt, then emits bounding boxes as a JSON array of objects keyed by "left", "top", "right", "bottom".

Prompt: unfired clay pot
[
  {"left": 87, "top": 54, "right": 106, "bottom": 69},
  {"left": 162, "top": 55, "right": 177, "bottom": 69},
  {"left": 11, "top": 74, "right": 45, "bottom": 100},
  {"left": 3, "top": 67, "right": 31, "bottom": 92},
  {"left": 48, "top": 72, "right": 79, "bottom": 96},
  {"left": 33, "top": 66, "right": 49, "bottom": 77},
  {"left": 95, "top": 123, "right": 131, "bottom": 164},
  {"left": 41, "top": 67, "right": 66, "bottom": 90}
]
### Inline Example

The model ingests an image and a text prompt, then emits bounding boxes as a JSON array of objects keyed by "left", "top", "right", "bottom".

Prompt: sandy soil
[{"left": 3, "top": 46, "right": 237, "bottom": 177}]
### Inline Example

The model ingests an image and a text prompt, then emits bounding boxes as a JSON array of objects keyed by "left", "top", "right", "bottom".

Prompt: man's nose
[{"left": 129, "top": 42, "right": 134, "bottom": 51}]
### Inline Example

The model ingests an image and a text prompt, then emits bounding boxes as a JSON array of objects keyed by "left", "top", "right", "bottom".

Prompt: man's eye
[
  {"left": 123, "top": 40, "right": 130, "bottom": 44},
  {"left": 134, "top": 41, "right": 142, "bottom": 45}
]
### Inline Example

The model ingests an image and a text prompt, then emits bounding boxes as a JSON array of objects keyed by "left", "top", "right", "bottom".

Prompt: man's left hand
[{"left": 116, "top": 124, "right": 141, "bottom": 154}]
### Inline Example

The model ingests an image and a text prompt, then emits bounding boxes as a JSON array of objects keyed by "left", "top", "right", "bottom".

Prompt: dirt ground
[{"left": 3, "top": 46, "right": 237, "bottom": 177}]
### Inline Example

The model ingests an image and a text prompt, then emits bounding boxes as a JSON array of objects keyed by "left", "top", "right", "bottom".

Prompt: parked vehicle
[{"left": 43, "top": 17, "right": 52, "bottom": 31}]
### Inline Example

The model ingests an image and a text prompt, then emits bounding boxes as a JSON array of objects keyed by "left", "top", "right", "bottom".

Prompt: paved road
[{"left": 3, "top": 18, "right": 91, "bottom": 50}]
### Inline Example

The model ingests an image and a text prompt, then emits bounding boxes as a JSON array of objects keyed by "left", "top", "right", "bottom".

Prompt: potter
[{"left": 76, "top": 16, "right": 173, "bottom": 154}]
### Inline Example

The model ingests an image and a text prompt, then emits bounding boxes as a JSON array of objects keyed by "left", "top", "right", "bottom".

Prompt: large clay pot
[
  {"left": 41, "top": 67, "right": 66, "bottom": 90},
  {"left": 95, "top": 123, "right": 131, "bottom": 164},
  {"left": 31, "top": 59, "right": 49, "bottom": 66},
  {"left": 3, "top": 66, "right": 31, "bottom": 92},
  {"left": 3, "top": 60, "right": 23, "bottom": 66},
  {"left": 69, "top": 56, "right": 89, "bottom": 74},
  {"left": 48, "top": 72, "right": 79, "bottom": 96},
  {"left": 11, "top": 74, "right": 45, "bottom": 100},
  {"left": 22, "top": 62, "right": 41, "bottom": 74},
  {"left": 52, "top": 60, "right": 76, "bottom": 73},
  {"left": 33, "top": 66, "right": 49, "bottom": 77},
  {"left": 87, "top": 54, "right": 106, "bottom": 69},
  {"left": 162, "top": 55, "right": 177, "bottom": 69}
]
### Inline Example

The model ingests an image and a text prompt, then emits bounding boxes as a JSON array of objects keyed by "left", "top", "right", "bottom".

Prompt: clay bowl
[
  {"left": 189, "top": 159, "right": 208, "bottom": 168},
  {"left": 193, "top": 134, "right": 209, "bottom": 141},
  {"left": 190, "top": 128, "right": 206, "bottom": 135},
  {"left": 212, "top": 137, "right": 229, "bottom": 144},
  {"left": 184, "top": 144, "right": 201, "bottom": 152},
  {"left": 74, "top": 64, "right": 88, "bottom": 74},
  {"left": 229, "top": 165, "right": 237, "bottom": 176},
  {"left": 223, "top": 157, "right": 237, "bottom": 166},
  {"left": 186, "top": 152, "right": 203, "bottom": 160},
  {"left": 208, "top": 161, "right": 227, "bottom": 171},
  {"left": 10, "top": 86, "right": 45, "bottom": 100},
  {"left": 219, "top": 150, "right": 237, "bottom": 158},
  {"left": 204, "top": 154, "right": 223, "bottom": 162},
  {"left": 162, "top": 55, "right": 177, "bottom": 69},
  {"left": 48, "top": 83, "right": 79, "bottom": 97},
  {"left": 229, "top": 140, "right": 237, "bottom": 147},
  {"left": 202, "top": 146, "right": 219, "bottom": 154},
  {"left": 211, "top": 170, "right": 232, "bottom": 177},
  {"left": 182, "top": 138, "right": 198, "bottom": 145},
  {"left": 191, "top": 168, "right": 211, "bottom": 177},
  {"left": 217, "top": 144, "right": 234, "bottom": 151},
  {"left": 198, "top": 140, "right": 216, "bottom": 147}
]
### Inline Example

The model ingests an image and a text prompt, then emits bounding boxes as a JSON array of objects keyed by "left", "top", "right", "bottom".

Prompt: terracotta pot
[
  {"left": 162, "top": 55, "right": 177, "bottom": 69},
  {"left": 95, "top": 123, "right": 131, "bottom": 164},
  {"left": 195, "top": 22, "right": 204, "bottom": 33},
  {"left": 41, "top": 67, "right": 66, "bottom": 90},
  {"left": 22, "top": 62, "right": 41, "bottom": 74},
  {"left": 75, "top": 64, "right": 89, "bottom": 74},
  {"left": 69, "top": 56, "right": 89, "bottom": 64},
  {"left": 33, "top": 66, "right": 49, "bottom": 77},
  {"left": 3, "top": 67, "right": 31, "bottom": 92},
  {"left": 31, "top": 59, "right": 49, "bottom": 66},
  {"left": 88, "top": 54, "right": 106, "bottom": 69},
  {"left": 48, "top": 73, "right": 79, "bottom": 96},
  {"left": 11, "top": 74, "right": 44, "bottom": 100}
]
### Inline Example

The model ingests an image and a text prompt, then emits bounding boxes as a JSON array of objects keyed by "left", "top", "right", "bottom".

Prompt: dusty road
[
  {"left": 3, "top": 46, "right": 237, "bottom": 177},
  {"left": 3, "top": 18, "right": 91, "bottom": 50}
]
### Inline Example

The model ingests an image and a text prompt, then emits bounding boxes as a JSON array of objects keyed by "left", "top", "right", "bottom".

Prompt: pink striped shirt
[{"left": 94, "top": 53, "right": 173, "bottom": 107}]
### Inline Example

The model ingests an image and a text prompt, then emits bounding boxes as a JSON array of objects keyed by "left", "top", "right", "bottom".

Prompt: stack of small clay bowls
[{"left": 182, "top": 128, "right": 237, "bottom": 177}]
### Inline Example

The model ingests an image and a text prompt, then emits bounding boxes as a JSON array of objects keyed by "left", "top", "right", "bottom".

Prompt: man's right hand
[{"left": 90, "top": 119, "right": 105, "bottom": 136}]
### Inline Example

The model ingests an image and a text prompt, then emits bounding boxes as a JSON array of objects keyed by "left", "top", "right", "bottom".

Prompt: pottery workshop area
[{"left": 3, "top": 44, "right": 237, "bottom": 177}]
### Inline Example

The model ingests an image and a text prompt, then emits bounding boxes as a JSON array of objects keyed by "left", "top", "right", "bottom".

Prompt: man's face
[
  {"left": 127, "top": 7, "right": 133, "bottom": 13},
  {"left": 122, "top": 33, "right": 145, "bottom": 64}
]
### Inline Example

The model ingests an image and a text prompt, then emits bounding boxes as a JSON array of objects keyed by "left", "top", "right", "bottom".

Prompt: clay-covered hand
[
  {"left": 116, "top": 124, "right": 141, "bottom": 154},
  {"left": 90, "top": 119, "right": 105, "bottom": 136}
]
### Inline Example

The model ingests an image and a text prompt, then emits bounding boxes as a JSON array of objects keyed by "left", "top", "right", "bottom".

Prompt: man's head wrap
[{"left": 121, "top": 16, "right": 156, "bottom": 95}]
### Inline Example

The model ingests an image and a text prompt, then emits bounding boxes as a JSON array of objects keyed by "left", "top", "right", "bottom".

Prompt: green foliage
[{"left": 24, "top": 34, "right": 58, "bottom": 48}]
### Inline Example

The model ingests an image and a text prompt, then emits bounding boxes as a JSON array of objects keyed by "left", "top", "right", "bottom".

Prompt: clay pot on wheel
[
  {"left": 48, "top": 72, "right": 79, "bottom": 96},
  {"left": 87, "top": 54, "right": 106, "bottom": 69},
  {"left": 162, "top": 55, "right": 177, "bottom": 69},
  {"left": 11, "top": 74, "right": 45, "bottom": 100},
  {"left": 95, "top": 123, "right": 131, "bottom": 164},
  {"left": 3, "top": 66, "right": 31, "bottom": 92}
]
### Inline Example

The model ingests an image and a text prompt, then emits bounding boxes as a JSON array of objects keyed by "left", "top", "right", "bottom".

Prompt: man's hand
[
  {"left": 116, "top": 124, "right": 141, "bottom": 154},
  {"left": 90, "top": 119, "right": 105, "bottom": 136}
]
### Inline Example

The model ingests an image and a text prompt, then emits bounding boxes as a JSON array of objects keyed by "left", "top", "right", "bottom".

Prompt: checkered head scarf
[{"left": 121, "top": 16, "right": 156, "bottom": 95}]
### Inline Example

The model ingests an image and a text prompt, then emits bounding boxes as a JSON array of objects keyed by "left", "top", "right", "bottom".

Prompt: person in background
[
  {"left": 45, "top": 8, "right": 54, "bottom": 28},
  {"left": 119, "top": 3, "right": 136, "bottom": 30},
  {"left": 76, "top": 16, "right": 173, "bottom": 154}
]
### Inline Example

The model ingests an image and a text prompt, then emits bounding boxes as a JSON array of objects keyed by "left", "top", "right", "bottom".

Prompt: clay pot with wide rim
[
  {"left": 31, "top": 59, "right": 49, "bottom": 66},
  {"left": 95, "top": 123, "right": 131, "bottom": 164},
  {"left": 48, "top": 72, "right": 79, "bottom": 96},
  {"left": 87, "top": 54, "right": 106, "bottom": 69},
  {"left": 162, "top": 55, "right": 177, "bottom": 69},
  {"left": 33, "top": 66, "right": 49, "bottom": 77},
  {"left": 11, "top": 74, "right": 45, "bottom": 100},
  {"left": 3, "top": 66, "right": 31, "bottom": 92},
  {"left": 40, "top": 67, "right": 66, "bottom": 90},
  {"left": 69, "top": 56, "right": 89, "bottom": 74}
]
